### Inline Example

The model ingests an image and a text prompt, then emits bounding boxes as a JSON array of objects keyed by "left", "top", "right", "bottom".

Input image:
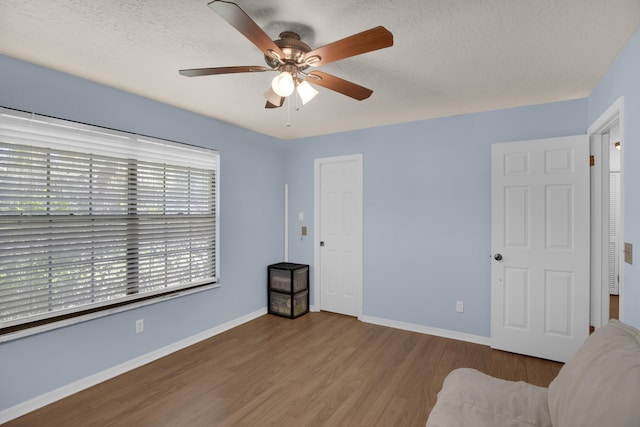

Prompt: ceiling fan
[{"left": 179, "top": 0, "right": 394, "bottom": 109}]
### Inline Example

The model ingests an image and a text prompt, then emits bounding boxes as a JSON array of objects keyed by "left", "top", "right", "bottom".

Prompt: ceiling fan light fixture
[
  {"left": 264, "top": 86, "right": 282, "bottom": 105},
  {"left": 297, "top": 80, "right": 319, "bottom": 105},
  {"left": 272, "top": 71, "right": 295, "bottom": 97}
]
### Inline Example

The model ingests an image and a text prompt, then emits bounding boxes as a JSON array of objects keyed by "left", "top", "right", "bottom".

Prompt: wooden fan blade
[
  {"left": 208, "top": 1, "right": 285, "bottom": 61},
  {"left": 302, "top": 26, "right": 393, "bottom": 67},
  {"left": 307, "top": 71, "right": 373, "bottom": 101},
  {"left": 179, "top": 66, "right": 269, "bottom": 77}
]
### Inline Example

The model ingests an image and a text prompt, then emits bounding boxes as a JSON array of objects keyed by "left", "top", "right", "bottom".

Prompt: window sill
[{"left": 0, "top": 283, "right": 221, "bottom": 344}]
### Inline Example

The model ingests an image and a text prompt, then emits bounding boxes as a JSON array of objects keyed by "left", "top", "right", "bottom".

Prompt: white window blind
[{"left": 0, "top": 108, "right": 219, "bottom": 330}]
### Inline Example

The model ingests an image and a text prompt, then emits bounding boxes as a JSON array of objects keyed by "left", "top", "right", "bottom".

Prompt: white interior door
[
  {"left": 314, "top": 154, "right": 363, "bottom": 317},
  {"left": 491, "top": 135, "right": 590, "bottom": 362}
]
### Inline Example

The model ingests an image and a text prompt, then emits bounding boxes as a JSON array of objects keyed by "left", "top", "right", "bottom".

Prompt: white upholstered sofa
[{"left": 426, "top": 319, "right": 640, "bottom": 427}]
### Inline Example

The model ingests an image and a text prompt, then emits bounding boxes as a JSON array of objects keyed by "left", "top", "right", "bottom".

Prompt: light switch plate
[{"left": 625, "top": 242, "right": 633, "bottom": 264}]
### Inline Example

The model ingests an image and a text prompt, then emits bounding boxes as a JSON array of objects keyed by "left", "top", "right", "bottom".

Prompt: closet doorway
[
  {"left": 609, "top": 124, "right": 622, "bottom": 320},
  {"left": 589, "top": 97, "right": 624, "bottom": 328}
]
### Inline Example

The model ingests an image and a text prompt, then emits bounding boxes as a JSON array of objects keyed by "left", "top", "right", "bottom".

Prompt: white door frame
[
  {"left": 588, "top": 96, "right": 625, "bottom": 327},
  {"left": 313, "top": 154, "right": 364, "bottom": 316}
]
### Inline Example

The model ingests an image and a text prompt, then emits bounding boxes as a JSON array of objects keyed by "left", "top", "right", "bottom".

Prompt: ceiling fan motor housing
[{"left": 265, "top": 31, "right": 312, "bottom": 71}]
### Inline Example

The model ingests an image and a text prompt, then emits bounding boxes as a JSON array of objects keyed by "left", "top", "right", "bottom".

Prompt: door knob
[{"left": 494, "top": 253, "right": 503, "bottom": 261}]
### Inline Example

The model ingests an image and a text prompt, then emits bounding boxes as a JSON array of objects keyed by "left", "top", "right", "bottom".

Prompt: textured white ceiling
[{"left": 1, "top": 0, "right": 639, "bottom": 139}]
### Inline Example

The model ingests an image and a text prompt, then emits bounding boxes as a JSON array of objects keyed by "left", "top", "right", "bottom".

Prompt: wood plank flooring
[
  {"left": 611, "top": 294, "right": 619, "bottom": 320},
  {"left": 6, "top": 312, "right": 562, "bottom": 426}
]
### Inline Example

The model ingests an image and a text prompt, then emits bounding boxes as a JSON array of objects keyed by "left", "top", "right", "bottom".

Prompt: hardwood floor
[
  {"left": 611, "top": 294, "right": 619, "bottom": 320},
  {"left": 6, "top": 312, "right": 562, "bottom": 426}
]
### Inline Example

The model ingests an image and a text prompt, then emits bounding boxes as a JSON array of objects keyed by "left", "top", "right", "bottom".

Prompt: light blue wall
[
  {"left": 588, "top": 27, "right": 640, "bottom": 328},
  {"left": 284, "top": 100, "right": 588, "bottom": 336},
  {"left": 0, "top": 55, "right": 286, "bottom": 411}
]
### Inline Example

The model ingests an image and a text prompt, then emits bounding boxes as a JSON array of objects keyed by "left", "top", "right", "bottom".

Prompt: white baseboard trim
[
  {"left": 0, "top": 307, "right": 268, "bottom": 424},
  {"left": 360, "top": 315, "right": 491, "bottom": 346}
]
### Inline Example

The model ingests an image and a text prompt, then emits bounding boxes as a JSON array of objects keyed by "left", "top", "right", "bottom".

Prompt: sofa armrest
[
  {"left": 426, "top": 368, "right": 552, "bottom": 427},
  {"left": 547, "top": 320, "right": 640, "bottom": 427}
]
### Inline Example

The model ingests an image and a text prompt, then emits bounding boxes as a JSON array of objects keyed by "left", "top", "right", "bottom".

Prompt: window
[{"left": 0, "top": 108, "right": 219, "bottom": 333}]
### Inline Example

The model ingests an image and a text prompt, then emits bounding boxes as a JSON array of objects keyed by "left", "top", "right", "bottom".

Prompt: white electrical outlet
[
  {"left": 135, "top": 319, "right": 144, "bottom": 334},
  {"left": 456, "top": 301, "right": 464, "bottom": 313}
]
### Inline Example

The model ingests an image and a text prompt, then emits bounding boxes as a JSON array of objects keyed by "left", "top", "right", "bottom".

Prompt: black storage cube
[{"left": 268, "top": 262, "right": 309, "bottom": 318}]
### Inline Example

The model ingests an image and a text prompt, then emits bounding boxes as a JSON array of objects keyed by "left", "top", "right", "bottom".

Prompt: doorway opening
[
  {"left": 589, "top": 97, "right": 624, "bottom": 328},
  {"left": 609, "top": 123, "right": 622, "bottom": 321}
]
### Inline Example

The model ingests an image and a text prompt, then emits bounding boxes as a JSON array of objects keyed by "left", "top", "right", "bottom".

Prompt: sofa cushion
[
  {"left": 426, "top": 368, "right": 552, "bottom": 427},
  {"left": 547, "top": 319, "right": 640, "bottom": 427}
]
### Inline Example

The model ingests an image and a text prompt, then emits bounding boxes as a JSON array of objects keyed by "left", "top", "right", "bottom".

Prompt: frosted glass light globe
[
  {"left": 297, "top": 80, "right": 319, "bottom": 105},
  {"left": 272, "top": 72, "right": 294, "bottom": 97}
]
